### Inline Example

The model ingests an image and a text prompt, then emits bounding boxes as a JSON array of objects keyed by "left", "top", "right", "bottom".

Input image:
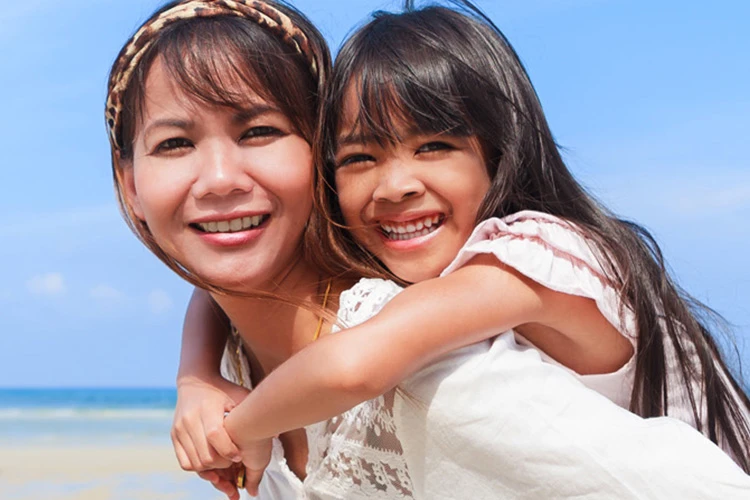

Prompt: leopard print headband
[{"left": 105, "top": 0, "right": 319, "bottom": 151}]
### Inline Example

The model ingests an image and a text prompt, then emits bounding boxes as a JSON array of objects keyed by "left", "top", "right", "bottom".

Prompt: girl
[{"left": 171, "top": 1, "right": 750, "bottom": 497}]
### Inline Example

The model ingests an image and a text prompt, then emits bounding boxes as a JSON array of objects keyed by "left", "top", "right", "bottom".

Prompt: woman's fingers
[
  {"left": 204, "top": 411, "right": 243, "bottom": 463},
  {"left": 171, "top": 433, "right": 194, "bottom": 471},
  {"left": 198, "top": 470, "right": 240, "bottom": 500}
]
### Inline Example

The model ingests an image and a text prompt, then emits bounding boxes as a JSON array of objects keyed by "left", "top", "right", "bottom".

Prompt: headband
[{"left": 105, "top": 0, "right": 319, "bottom": 151}]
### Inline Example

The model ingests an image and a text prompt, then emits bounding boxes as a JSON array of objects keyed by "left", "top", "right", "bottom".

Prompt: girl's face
[
  {"left": 334, "top": 94, "right": 491, "bottom": 283},
  {"left": 122, "top": 58, "right": 313, "bottom": 290}
]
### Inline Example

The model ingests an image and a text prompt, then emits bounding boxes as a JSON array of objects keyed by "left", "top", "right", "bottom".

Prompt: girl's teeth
[
  {"left": 230, "top": 219, "right": 242, "bottom": 231},
  {"left": 217, "top": 221, "right": 230, "bottom": 232},
  {"left": 207, "top": 221, "right": 218, "bottom": 232},
  {"left": 380, "top": 215, "right": 443, "bottom": 241}
]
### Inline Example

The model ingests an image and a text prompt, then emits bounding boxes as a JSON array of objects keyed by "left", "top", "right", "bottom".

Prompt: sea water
[{"left": 0, "top": 388, "right": 176, "bottom": 446}]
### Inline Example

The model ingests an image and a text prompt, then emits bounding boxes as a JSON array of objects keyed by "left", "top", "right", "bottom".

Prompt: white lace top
[
  {"left": 304, "top": 278, "right": 749, "bottom": 499},
  {"left": 222, "top": 211, "right": 750, "bottom": 499}
]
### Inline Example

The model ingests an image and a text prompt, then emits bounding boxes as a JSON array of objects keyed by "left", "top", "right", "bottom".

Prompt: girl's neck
[{"left": 210, "top": 256, "right": 333, "bottom": 373}]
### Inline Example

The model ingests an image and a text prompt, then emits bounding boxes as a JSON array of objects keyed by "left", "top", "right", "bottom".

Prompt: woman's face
[
  {"left": 333, "top": 91, "right": 491, "bottom": 283},
  {"left": 122, "top": 58, "right": 313, "bottom": 290}
]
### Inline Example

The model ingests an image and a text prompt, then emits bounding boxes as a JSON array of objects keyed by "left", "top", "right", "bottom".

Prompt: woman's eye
[
  {"left": 337, "top": 153, "right": 376, "bottom": 168},
  {"left": 417, "top": 141, "right": 453, "bottom": 154},
  {"left": 241, "top": 126, "right": 283, "bottom": 140},
  {"left": 154, "top": 137, "right": 192, "bottom": 154}
]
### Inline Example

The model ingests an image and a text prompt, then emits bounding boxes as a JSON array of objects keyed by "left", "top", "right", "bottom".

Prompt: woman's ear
[{"left": 119, "top": 156, "right": 145, "bottom": 221}]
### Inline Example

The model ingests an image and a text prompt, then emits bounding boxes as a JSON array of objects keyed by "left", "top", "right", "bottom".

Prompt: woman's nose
[
  {"left": 191, "top": 141, "right": 255, "bottom": 199},
  {"left": 372, "top": 160, "right": 425, "bottom": 203}
]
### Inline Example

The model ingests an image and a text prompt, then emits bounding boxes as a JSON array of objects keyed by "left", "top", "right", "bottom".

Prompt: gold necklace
[
  {"left": 312, "top": 278, "right": 333, "bottom": 341},
  {"left": 234, "top": 278, "right": 332, "bottom": 490}
]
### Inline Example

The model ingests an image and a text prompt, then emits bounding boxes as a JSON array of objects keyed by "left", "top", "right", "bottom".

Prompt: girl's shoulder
[
  {"left": 443, "top": 210, "right": 635, "bottom": 339},
  {"left": 442, "top": 210, "right": 605, "bottom": 281},
  {"left": 335, "top": 278, "right": 404, "bottom": 331}
]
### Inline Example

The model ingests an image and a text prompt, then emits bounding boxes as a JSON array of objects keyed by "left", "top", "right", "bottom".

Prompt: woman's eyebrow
[
  {"left": 233, "top": 104, "right": 280, "bottom": 124},
  {"left": 143, "top": 118, "right": 194, "bottom": 137}
]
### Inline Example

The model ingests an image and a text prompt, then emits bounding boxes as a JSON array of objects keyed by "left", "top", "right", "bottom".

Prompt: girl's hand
[
  {"left": 233, "top": 435, "right": 274, "bottom": 497},
  {"left": 172, "top": 375, "right": 250, "bottom": 471}
]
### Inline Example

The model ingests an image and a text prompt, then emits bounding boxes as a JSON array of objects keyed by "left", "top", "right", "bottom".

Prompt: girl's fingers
[{"left": 243, "top": 467, "right": 265, "bottom": 497}]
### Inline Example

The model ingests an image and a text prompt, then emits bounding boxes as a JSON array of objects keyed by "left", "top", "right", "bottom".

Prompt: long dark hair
[{"left": 312, "top": 0, "right": 750, "bottom": 469}]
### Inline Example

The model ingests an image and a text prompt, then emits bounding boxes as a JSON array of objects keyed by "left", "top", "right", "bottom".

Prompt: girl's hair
[
  {"left": 108, "top": 0, "right": 335, "bottom": 293},
  {"left": 312, "top": 0, "right": 750, "bottom": 469}
]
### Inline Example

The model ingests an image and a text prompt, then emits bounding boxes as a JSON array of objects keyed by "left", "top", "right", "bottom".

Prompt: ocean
[{"left": 0, "top": 388, "right": 177, "bottom": 446}]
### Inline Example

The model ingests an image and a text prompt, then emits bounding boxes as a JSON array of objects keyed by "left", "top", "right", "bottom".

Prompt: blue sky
[{"left": 1, "top": 0, "right": 748, "bottom": 388}]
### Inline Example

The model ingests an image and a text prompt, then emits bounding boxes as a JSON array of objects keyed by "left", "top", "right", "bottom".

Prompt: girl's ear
[{"left": 119, "top": 157, "right": 145, "bottom": 221}]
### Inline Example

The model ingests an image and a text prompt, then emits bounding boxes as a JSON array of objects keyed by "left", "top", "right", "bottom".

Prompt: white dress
[
  {"left": 302, "top": 211, "right": 750, "bottom": 499},
  {"left": 222, "top": 211, "right": 750, "bottom": 498}
]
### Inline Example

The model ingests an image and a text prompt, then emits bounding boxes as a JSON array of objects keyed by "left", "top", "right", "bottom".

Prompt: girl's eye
[
  {"left": 241, "top": 126, "right": 283, "bottom": 140},
  {"left": 154, "top": 137, "right": 192, "bottom": 154},
  {"left": 417, "top": 141, "right": 453, "bottom": 154},
  {"left": 337, "top": 153, "right": 376, "bottom": 168}
]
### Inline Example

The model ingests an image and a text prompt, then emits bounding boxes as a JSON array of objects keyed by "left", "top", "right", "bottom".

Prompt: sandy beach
[{"left": 0, "top": 444, "right": 224, "bottom": 500}]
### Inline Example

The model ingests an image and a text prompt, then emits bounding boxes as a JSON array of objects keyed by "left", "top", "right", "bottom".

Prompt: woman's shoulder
[{"left": 335, "top": 278, "right": 404, "bottom": 330}]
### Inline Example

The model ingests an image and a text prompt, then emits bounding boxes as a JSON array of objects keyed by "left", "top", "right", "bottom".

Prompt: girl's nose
[
  {"left": 372, "top": 160, "right": 425, "bottom": 203},
  {"left": 191, "top": 142, "right": 255, "bottom": 199}
]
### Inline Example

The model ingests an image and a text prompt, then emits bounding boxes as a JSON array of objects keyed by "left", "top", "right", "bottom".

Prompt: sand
[{"left": 0, "top": 444, "right": 225, "bottom": 500}]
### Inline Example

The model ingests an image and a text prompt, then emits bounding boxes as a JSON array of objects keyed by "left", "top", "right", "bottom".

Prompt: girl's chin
[{"left": 385, "top": 263, "right": 444, "bottom": 284}]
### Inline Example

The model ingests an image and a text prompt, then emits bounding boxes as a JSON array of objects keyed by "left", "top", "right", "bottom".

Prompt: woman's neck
[{"left": 210, "top": 256, "right": 333, "bottom": 374}]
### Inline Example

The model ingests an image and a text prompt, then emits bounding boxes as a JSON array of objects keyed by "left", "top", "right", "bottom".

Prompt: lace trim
[{"left": 305, "top": 278, "right": 414, "bottom": 499}]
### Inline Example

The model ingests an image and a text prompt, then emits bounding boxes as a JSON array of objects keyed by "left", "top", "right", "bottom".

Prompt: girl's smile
[{"left": 334, "top": 110, "right": 490, "bottom": 283}]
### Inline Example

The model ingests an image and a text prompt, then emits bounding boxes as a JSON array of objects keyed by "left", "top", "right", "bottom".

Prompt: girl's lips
[{"left": 378, "top": 220, "right": 444, "bottom": 251}]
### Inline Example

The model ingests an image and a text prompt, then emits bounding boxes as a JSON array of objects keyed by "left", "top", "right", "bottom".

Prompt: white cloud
[
  {"left": 90, "top": 284, "right": 125, "bottom": 302},
  {"left": 148, "top": 289, "right": 173, "bottom": 315},
  {"left": 26, "top": 273, "right": 66, "bottom": 296}
]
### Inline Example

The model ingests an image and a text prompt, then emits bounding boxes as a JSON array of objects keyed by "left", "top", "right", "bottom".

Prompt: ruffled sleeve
[
  {"left": 442, "top": 210, "right": 636, "bottom": 340},
  {"left": 441, "top": 210, "right": 637, "bottom": 408}
]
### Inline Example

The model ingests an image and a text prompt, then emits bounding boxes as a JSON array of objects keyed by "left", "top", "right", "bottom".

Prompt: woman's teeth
[
  {"left": 197, "top": 215, "right": 265, "bottom": 233},
  {"left": 381, "top": 215, "right": 442, "bottom": 241}
]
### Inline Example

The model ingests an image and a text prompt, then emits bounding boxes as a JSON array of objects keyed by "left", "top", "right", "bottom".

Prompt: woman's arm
[
  {"left": 172, "top": 288, "right": 248, "bottom": 473},
  {"left": 225, "top": 255, "right": 633, "bottom": 447}
]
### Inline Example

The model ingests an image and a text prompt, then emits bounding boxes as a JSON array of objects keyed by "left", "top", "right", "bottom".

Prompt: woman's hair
[
  {"left": 313, "top": 0, "right": 750, "bottom": 469},
  {"left": 107, "top": 0, "right": 334, "bottom": 292}
]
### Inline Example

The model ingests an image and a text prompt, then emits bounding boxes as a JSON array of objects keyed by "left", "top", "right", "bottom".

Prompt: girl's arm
[
  {"left": 225, "top": 254, "right": 633, "bottom": 448},
  {"left": 172, "top": 288, "right": 248, "bottom": 473}
]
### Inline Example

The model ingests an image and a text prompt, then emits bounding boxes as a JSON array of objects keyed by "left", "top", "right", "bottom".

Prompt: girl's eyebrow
[
  {"left": 337, "top": 125, "right": 425, "bottom": 148},
  {"left": 337, "top": 130, "right": 378, "bottom": 148}
]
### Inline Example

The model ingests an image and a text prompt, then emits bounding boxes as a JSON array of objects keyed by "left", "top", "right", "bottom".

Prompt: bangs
[
  {"left": 120, "top": 16, "right": 317, "bottom": 156},
  {"left": 332, "top": 14, "right": 476, "bottom": 147}
]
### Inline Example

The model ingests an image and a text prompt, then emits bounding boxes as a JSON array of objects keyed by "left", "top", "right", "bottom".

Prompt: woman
[{"left": 107, "top": 1, "right": 750, "bottom": 499}]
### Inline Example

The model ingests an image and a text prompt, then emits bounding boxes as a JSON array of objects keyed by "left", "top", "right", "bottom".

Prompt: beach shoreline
[{"left": 0, "top": 443, "right": 222, "bottom": 500}]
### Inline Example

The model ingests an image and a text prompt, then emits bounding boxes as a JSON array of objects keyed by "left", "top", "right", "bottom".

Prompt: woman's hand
[
  {"left": 198, "top": 467, "right": 244, "bottom": 500},
  {"left": 172, "top": 375, "right": 250, "bottom": 471}
]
